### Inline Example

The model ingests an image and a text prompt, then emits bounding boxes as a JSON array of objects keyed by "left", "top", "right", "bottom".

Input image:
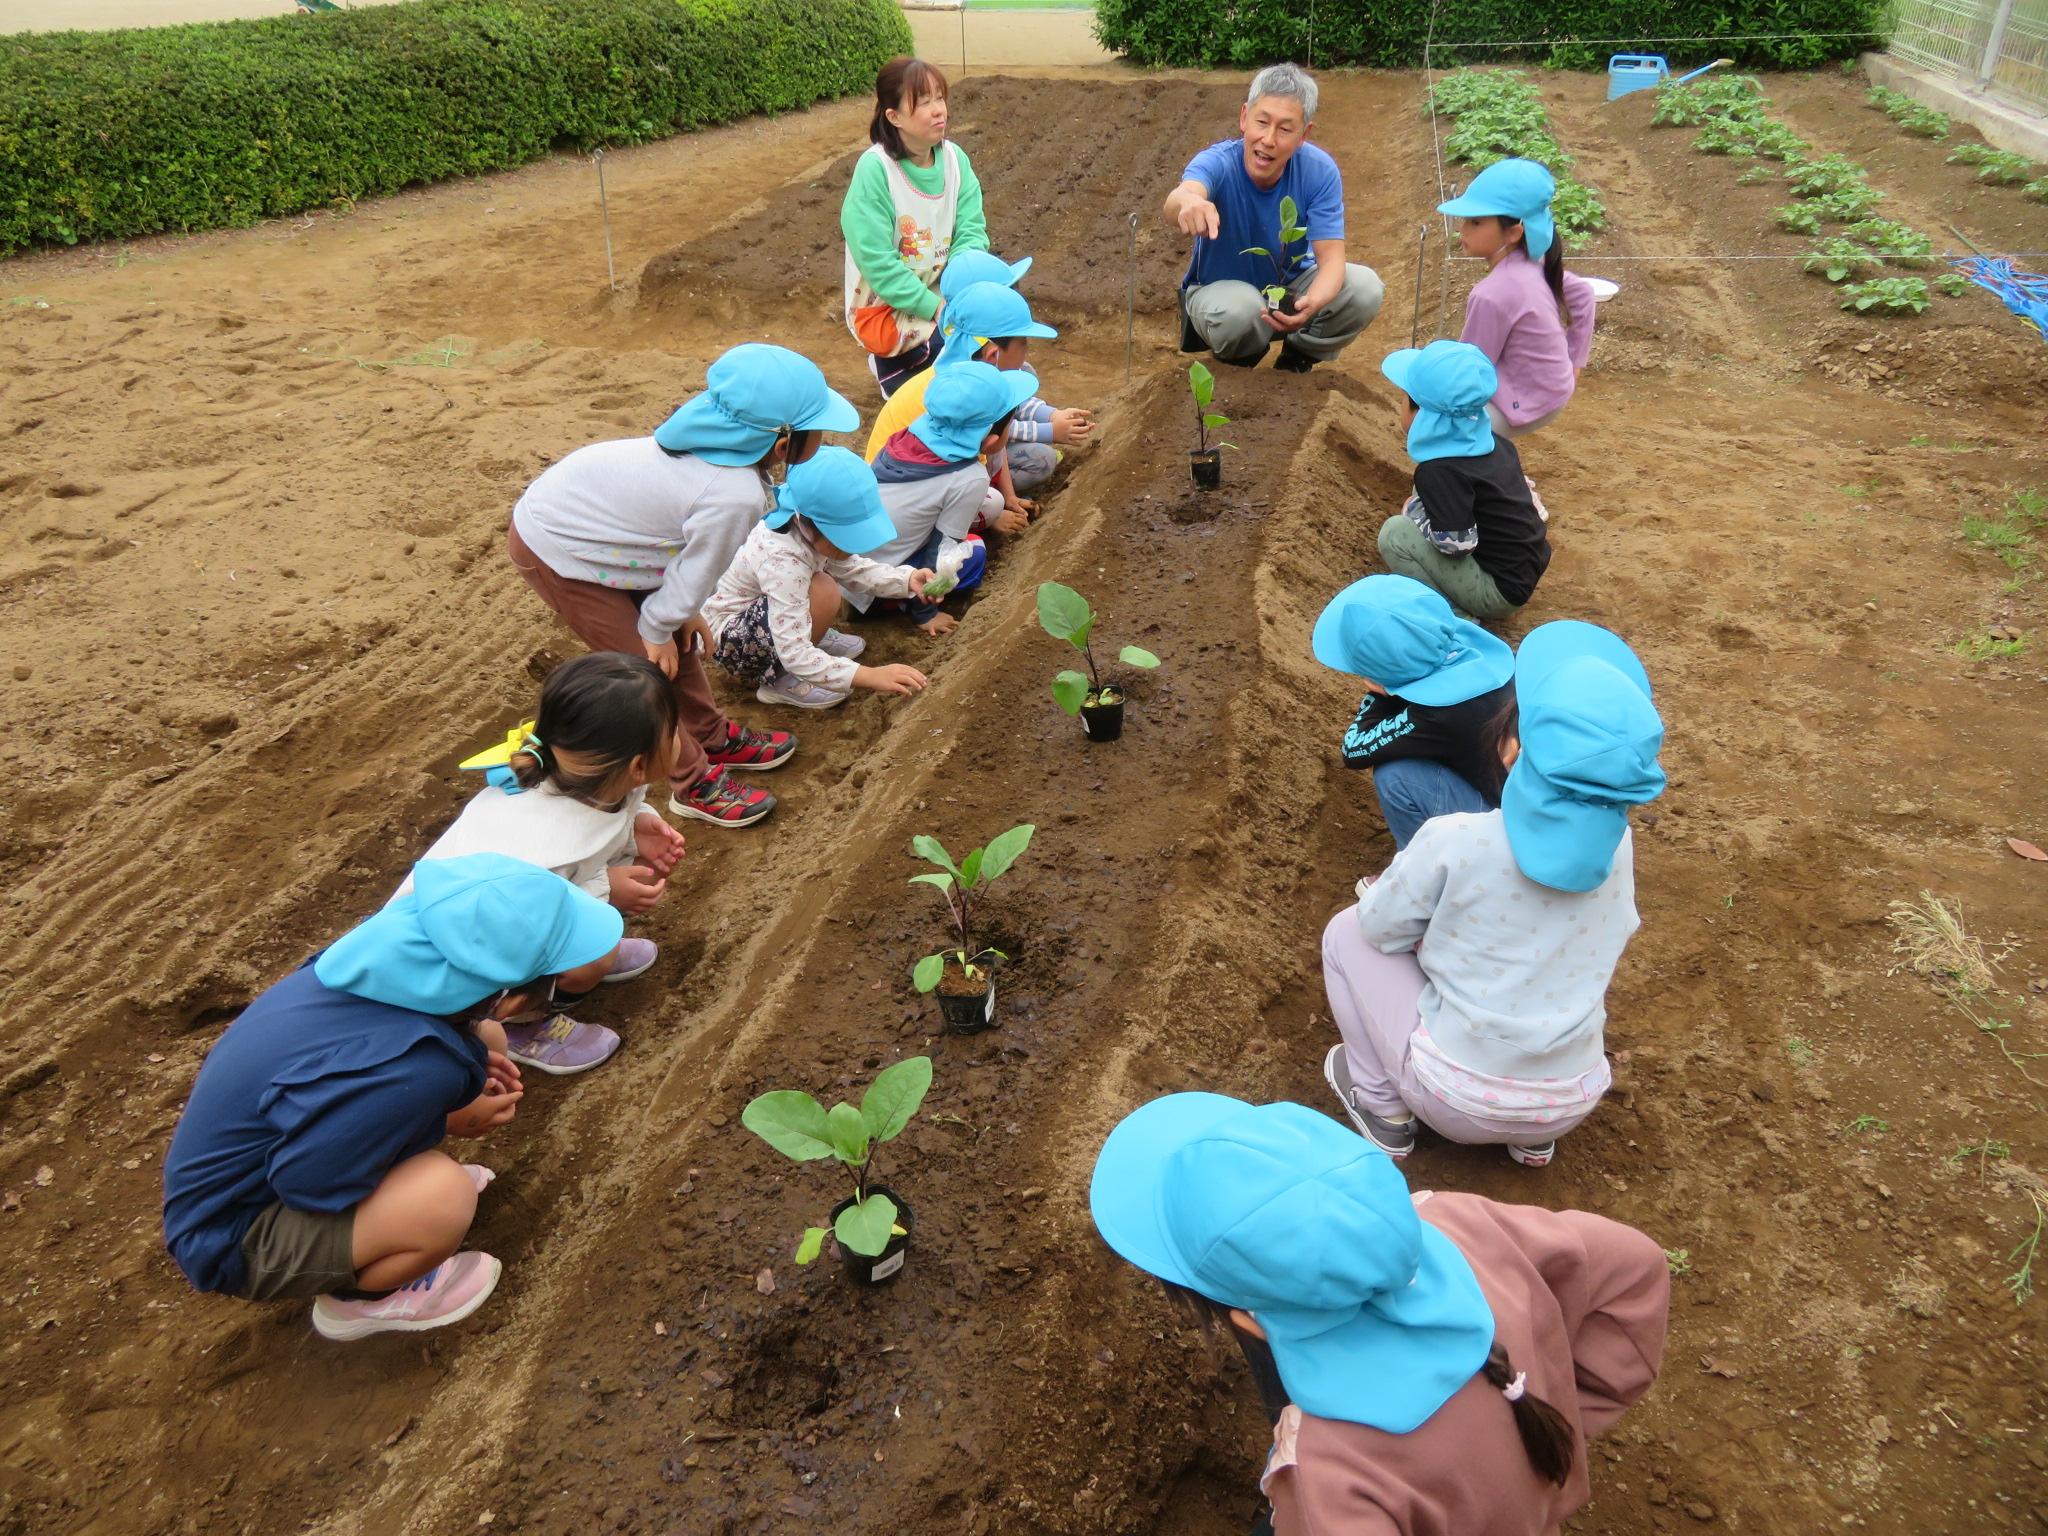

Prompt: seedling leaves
[
  {"left": 794, "top": 1226, "right": 827, "bottom": 1265},
  {"left": 913, "top": 952, "right": 946, "bottom": 993},
  {"left": 859, "top": 1055, "right": 933, "bottom": 1143},
  {"left": 1188, "top": 361, "right": 1215, "bottom": 410},
  {"left": 909, "top": 871, "right": 954, "bottom": 893},
  {"left": 980, "top": 823, "right": 1036, "bottom": 882},
  {"left": 1052, "top": 669, "right": 1089, "bottom": 715},
  {"left": 835, "top": 1192, "right": 899, "bottom": 1258},
  {"left": 1036, "top": 581, "right": 1094, "bottom": 645},
  {"left": 1119, "top": 646, "right": 1161, "bottom": 669},
  {"left": 912, "top": 834, "right": 961, "bottom": 879},
  {"left": 1202, "top": 412, "right": 1231, "bottom": 430},
  {"left": 741, "top": 1091, "right": 837, "bottom": 1161},
  {"left": 825, "top": 1101, "right": 869, "bottom": 1166}
]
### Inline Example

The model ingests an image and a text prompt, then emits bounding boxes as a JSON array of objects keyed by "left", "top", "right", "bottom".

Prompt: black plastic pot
[
  {"left": 934, "top": 967, "right": 998, "bottom": 1034},
  {"left": 1081, "top": 689, "right": 1125, "bottom": 742},
  {"left": 829, "top": 1185, "right": 913, "bottom": 1285},
  {"left": 1189, "top": 449, "right": 1221, "bottom": 490}
]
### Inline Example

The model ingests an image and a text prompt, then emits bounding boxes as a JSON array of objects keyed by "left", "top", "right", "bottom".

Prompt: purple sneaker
[
  {"left": 504, "top": 1014, "right": 620, "bottom": 1075},
  {"left": 604, "top": 937, "right": 658, "bottom": 984},
  {"left": 816, "top": 627, "right": 866, "bottom": 660},
  {"left": 311, "top": 1252, "right": 502, "bottom": 1341}
]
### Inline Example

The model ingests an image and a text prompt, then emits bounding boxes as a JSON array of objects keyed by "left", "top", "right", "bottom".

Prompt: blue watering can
[{"left": 1607, "top": 54, "right": 1734, "bottom": 101}]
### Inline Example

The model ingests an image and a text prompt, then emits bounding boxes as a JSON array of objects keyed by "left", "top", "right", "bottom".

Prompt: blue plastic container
[{"left": 1606, "top": 54, "right": 1670, "bottom": 100}]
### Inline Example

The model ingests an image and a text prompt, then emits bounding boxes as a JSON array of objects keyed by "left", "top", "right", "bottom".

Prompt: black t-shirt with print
[
  {"left": 1411, "top": 438, "right": 1551, "bottom": 607},
  {"left": 1340, "top": 679, "right": 1515, "bottom": 801}
]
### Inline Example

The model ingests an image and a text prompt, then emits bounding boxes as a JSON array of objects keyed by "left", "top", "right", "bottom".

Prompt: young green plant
[
  {"left": 1037, "top": 581, "right": 1160, "bottom": 717},
  {"left": 741, "top": 1055, "right": 932, "bottom": 1265},
  {"left": 1240, "top": 194, "right": 1308, "bottom": 308},
  {"left": 1189, "top": 361, "right": 1233, "bottom": 455},
  {"left": 910, "top": 824, "right": 1035, "bottom": 993}
]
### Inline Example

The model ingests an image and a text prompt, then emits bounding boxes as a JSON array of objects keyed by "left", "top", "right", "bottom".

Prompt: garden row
[
  {"left": 1866, "top": 84, "right": 2048, "bottom": 202},
  {"left": 0, "top": 0, "right": 911, "bottom": 254},
  {"left": 1425, "top": 69, "right": 1605, "bottom": 245}
]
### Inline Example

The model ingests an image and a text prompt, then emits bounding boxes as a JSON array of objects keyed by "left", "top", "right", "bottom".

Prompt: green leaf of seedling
[
  {"left": 909, "top": 871, "right": 954, "bottom": 893},
  {"left": 741, "top": 1091, "right": 837, "bottom": 1161},
  {"left": 1053, "top": 668, "right": 1091, "bottom": 714},
  {"left": 824, "top": 1101, "right": 869, "bottom": 1166},
  {"left": 1214, "top": 442, "right": 1239, "bottom": 453},
  {"left": 959, "top": 847, "right": 984, "bottom": 888},
  {"left": 1119, "top": 646, "right": 1161, "bottom": 669},
  {"left": 979, "top": 823, "right": 1036, "bottom": 882},
  {"left": 794, "top": 1226, "right": 827, "bottom": 1265},
  {"left": 1072, "top": 613, "right": 1096, "bottom": 650},
  {"left": 834, "top": 1193, "right": 899, "bottom": 1258},
  {"left": 1202, "top": 412, "right": 1230, "bottom": 429},
  {"left": 859, "top": 1055, "right": 933, "bottom": 1144},
  {"left": 911, "top": 834, "right": 961, "bottom": 879},
  {"left": 913, "top": 952, "right": 946, "bottom": 993},
  {"left": 1278, "top": 195, "right": 1304, "bottom": 241},
  {"left": 1188, "top": 361, "right": 1215, "bottom": 410},
  {"left": 1035, "top": 581, "right": 1093, "bottom": 645},
  {"left": 1239, "top": 245, "right": 1272, "bottom": 257}
]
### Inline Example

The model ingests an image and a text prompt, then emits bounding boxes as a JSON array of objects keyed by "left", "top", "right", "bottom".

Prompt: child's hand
[
  {"left": 993, "top": 506, "right": 1030, "bottom": 535},
  {"left": 917, "top": 612, "right": 959, "bottom": 637},
  {"left": 484, "top": 1050, "right": 523, "bottom": 1096},
  {"left": 634, "top": 812, "right": 685, "bottom": 875},
  {"left": 1051, "top": 407, "right": 1095, "bottom": 446},
  {"left": 856, "top": 662, "right": 929, "bottom": 696},
  {"left": 448, "top": 1083, "right": 523, "bottom": 1138},
  {"left": 906, "top": 568, "right": 939, "bottom": 599},
  {"left": 607, "top": 863, "right": 668, "bottom": 916}
]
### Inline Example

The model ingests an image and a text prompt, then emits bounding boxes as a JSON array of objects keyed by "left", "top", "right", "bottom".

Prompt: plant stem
[{"left": 1082, "top": 640, "right": 1100, "bottom": 692}]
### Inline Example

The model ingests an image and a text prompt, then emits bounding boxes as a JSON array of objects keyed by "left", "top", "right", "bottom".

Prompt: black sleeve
[
  {"left": 1410, "top": 460, "right": 1480, "bottom": 555},
  {"left": 1340, "top": 693, "right": 1413, "bottom": 768}
]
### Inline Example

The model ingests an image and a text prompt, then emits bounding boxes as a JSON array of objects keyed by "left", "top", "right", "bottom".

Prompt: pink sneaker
[
  {"left": 604, "top": 937, "right": 658, "bottom": 984},
  {"left": 504, "top": 1014, "right": 620, "bottom": 1075},
  {"left": 310, "top": 1252, "right": 502, "bottom": 1341},
  {"left": 462, "top": 1164, "right": 495, "bottom": 1194}
]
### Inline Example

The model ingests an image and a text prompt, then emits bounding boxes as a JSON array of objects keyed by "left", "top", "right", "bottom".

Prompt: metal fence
[{"left": 1889, "top": 0, "right": 2048, "bottom": 114}]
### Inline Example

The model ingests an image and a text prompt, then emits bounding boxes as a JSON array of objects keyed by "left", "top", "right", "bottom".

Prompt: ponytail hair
[
  {"left": 1541, "top": 239, "right": 1570, "bottom": 329},
  {"left": 1477, "top": 693, "right": 1520, "bottom": 802},
  {"left": 1480, "top": 1342, "right": 1575, "bottom": 1487},
  {"left": 509, "top": 653, "right": 678, "bottom": 808}
]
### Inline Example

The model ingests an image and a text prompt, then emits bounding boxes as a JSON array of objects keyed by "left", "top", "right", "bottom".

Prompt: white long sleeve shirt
[{"left": 703, "top": 521, "right": 916, "bottom": 690}]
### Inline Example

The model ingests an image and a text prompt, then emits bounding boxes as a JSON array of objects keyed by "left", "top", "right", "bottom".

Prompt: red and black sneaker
[
  {"left": 705, "top": 719, "right": 797, "bottom": 772},
  {"left": 669, "top": 766, "right": 776, "bottom": 828}
]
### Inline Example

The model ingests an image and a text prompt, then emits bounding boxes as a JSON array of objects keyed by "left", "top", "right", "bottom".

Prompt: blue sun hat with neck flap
[
  {"left": 910, "top": 359, "right": 1041, "bottom": 460},
  {"left": 939, "top": 248, "right": 1033, "bottom": 300},
  {"left": 936, "top": 281, "right": 1057, "bottom": 368},
  {"left": 315, "top": 853, "right": 623, "bottom": 1016},
  {"left": 1091, "top": 1093, "right": 1494, "bottom": 1434},
  {"left": 763, "top": 445, "right": 901, "bottom": 556},
  {"left": 652, "top": 343, "right": 860, "bottom": 466},
  {"left": 1312, "top": 574, "right": 1513, "bottom": 706},
  {"left": 1438, "top": 158, "right": 1558, "bottom": 262},
  {"left": 1501, "top": 620, "right": 1665, "bottom": 893},
  {"left": 1380, "top": 340, "right": 1498, "bottom": 462}
]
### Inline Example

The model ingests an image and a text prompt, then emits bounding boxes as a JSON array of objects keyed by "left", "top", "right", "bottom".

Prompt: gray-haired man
[{"left": 1164, "top": 63, "right": 1385, "bottom": 372}]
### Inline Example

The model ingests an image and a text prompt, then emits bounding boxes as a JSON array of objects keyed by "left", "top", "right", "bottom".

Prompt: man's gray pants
[{"left": 1184, "top": 263, "right": 1386, "bottom": 365}]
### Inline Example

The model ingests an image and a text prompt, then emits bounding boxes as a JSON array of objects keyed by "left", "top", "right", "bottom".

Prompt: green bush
[
  {"left": 0, "top": 0, "right": 912, "bottom": 253},
  {"left": 1095, "top": 0, "right": 1889, "bottom": 69}
]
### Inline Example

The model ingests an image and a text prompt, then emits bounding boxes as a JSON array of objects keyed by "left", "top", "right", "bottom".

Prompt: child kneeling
[
  {"left": 1321, "top": 621, "right": 1664, "bottom": 1169},
  {"left": 705, "top": 446, "right": 939, "bottom": 710}
]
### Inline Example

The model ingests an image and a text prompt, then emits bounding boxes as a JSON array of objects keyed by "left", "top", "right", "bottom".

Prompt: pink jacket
[
  {"left": 1460, "top": 251, "right": 1597, "bottom": 429},
  {"left": 1263, "top": 1191, "right": 1670, "bottom": 1536}
]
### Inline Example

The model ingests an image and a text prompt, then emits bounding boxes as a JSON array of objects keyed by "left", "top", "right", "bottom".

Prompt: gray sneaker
[
  {"left": 504, "top": 1014, "right": 619, "bottom": 1075},
  {"left": 1323, "top": 1044, "right": 1416, "bottom": 1159},
  {"left": 816, "top": 628, "right": 866, "bottom": 660},
  {"left": 756, "top": 668, "right": 851, "bottom": 710}
]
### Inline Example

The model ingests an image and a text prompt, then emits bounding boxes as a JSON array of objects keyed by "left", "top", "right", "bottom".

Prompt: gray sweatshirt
[
  {"left": 1355, "top": 808, "right": 1638, "bottom": 1082},
  {"left": 510, "top": 436, "right": 770, "bottom": 647}
]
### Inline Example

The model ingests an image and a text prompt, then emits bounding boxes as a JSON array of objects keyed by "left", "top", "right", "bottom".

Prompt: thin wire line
[
  {"left": 1444, "top": 251, "right": 2048, "bottom": 263},
  {"left": 1423, "top": 0, "right": 1450, "bottom": 341},
  {"left": 1422, "top": 29, "right": 1888, "bottom": 51}
]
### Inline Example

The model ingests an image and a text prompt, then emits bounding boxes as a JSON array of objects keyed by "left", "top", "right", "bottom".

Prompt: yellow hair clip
[{"left": 459, "top": 720, "right": 543, "bottom": 791}]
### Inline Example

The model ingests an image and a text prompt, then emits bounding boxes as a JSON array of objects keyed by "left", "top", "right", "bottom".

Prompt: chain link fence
[{"left": 1889, "top": 0, "right": 2048, "bottom": 113}]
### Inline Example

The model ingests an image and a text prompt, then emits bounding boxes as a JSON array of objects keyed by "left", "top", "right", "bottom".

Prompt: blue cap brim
[
  {"left": 794, "top": 385, "right": 861, "bottom": 435},
  {"left": 1397, "top": 625, "right": 1514, "bottom": 707},
  {"left": 815, "top": 503, "right": 902, "bottom": 557},
  {"left": 1089, "top": 1092, "right": 1251, "bottom": 1289},
  {"left": 1500, "top": 758, "right": 1629, "bottom": 893},
  {"left": 1436, "top": 189, "right": 1510, "bottom": 218},
  {"left": 1379, "top": 348, "right": 1422, "bottom": 396}
]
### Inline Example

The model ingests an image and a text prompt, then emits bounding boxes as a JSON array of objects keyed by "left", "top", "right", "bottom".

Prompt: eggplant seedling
[
  {"left": 911, "top": 823, "right": 1034, "bottom": 1032},
  {"left": 1188, "top": 361, "right": 1234, "bottom": 489},
  {"left": 1240, "top": 194, "right": 1308, "bottom": 309},
  {"left": 741, "top": 1055, "right": 931, "bottom": 1284},
  {"left": 1037, "top": 581, "right": 1160, "bottom": 742}
]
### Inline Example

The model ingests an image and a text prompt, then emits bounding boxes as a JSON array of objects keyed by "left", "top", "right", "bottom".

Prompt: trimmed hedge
[
  {"left": 1094, "top": 1, "right": 1891, "bottom": 71},
  {"left": 0, "top": 0, "right": 912, "bottom": 254}
]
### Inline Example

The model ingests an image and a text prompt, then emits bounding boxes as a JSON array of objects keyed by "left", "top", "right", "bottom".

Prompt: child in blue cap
[
  {"left": 509, "top": 343, "right": 862, "bottom": 829},
  {"left": 1375, "top": 340, "right": 1550, "bottom": 622},
  {"left": 703, "top": 446, "right": 941, "bottom": 710},
  {"left": 163, "top": 854, "right": 624, "bottom": 1340},
  {"left": 859, "top": 360, "right": 1039, "bottom": 635},
  {"left": 1437, "top": 159, "right": 1598, "bottom": 439},
  {"left": 1091, "top": 1094, "right": 1670, "bottom": 1535},
  {"left": 1313, "top": 574, "right": 1517, "bottom": 849},
  {"left": 1321, "top": 621, "right": 1664, "bottom": 1168},
  {"left": 865, "top": 274, "right": 1095, "bottom": 510}
]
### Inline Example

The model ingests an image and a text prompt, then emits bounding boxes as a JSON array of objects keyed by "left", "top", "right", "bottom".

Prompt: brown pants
[{"left": 508, "top": 521, "right": 728, "bottom": 794}]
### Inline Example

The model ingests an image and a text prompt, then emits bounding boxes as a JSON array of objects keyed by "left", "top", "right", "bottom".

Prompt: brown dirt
[{"left": 4, "top": 67, "right": 2047, "bottom": 1536}]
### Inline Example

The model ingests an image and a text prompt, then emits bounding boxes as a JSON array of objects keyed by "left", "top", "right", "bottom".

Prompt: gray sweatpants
[
  {"left": 1184, "top": 262, "right": 1386, "bottom": 365},
  {"left": 1006, "top": 441, "right": 1057, "bottom": 494}
]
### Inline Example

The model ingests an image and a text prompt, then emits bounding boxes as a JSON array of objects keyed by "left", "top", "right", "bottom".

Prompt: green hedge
[
  {"left": 1095, "top": 1, "right": 1891, "bottom": 70},
  {"left": 0, "top": 0, "right": 911, "bottom": 254}
]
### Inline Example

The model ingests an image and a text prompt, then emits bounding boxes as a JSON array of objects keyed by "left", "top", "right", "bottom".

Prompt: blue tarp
[{"left": 1951, "top": 256, "right": 2048, "bottom": 343}]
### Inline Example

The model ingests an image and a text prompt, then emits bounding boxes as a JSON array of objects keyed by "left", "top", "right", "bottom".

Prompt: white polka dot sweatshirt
[{"left": 1355, "top": 809, "right": 1639, "bottom": 1083}]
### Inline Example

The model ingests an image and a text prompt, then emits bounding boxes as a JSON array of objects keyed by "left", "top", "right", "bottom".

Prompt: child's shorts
[
  {"left": 711, "top": 599, "right": 777, "bottom": 682},
  {"left": 236, "top": 1199, "right": 358, "bottom": 1300}
]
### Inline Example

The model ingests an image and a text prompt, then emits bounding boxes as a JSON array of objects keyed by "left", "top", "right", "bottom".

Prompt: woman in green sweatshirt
[{"left": 841, "top": 56, "right": 988, "bottom": 399}]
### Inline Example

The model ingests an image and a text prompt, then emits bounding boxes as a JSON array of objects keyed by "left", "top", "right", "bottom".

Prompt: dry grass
[{"left": 1887, "top": 890, "right": 1999, "bottom": 993}]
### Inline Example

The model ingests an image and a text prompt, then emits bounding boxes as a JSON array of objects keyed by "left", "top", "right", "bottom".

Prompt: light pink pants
[{"left": 1320, "top": 907, "right": 1593, "bottom": 1148}]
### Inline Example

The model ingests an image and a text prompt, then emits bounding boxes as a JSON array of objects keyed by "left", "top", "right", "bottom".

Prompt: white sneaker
[
  {"left": 756, "top": 669, "right": 851, "bottom": 710},
  {"left": 310, "top": 1252, "right": 502, "bottom": 1341},
  {"left": 816, "top": 628, "right": 866, "bottom": 660}
]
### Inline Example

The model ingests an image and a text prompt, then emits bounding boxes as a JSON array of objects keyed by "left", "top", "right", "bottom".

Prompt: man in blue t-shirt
[{"left": 1164, "top": 63, "right": 1385, "bottom": 372}]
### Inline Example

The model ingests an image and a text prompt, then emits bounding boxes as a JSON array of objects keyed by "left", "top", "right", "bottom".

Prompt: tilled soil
[{"left": 2, "top": 68, "right": 2045, "bottom": 1536}]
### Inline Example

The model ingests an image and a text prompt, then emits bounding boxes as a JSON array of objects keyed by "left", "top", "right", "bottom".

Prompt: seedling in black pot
[
  {"left": 1037, "top": 581, "right": 1161, "bottom": 742},
  {"left": 741, "top": 1055, "right": 931, "bottom": 1286},
  {"left": 911, "top": 824, "right": 1034, "bottom": 1032},
  {"left": 1188, "top": 361, "right": 1235, "bottom": 490},
  {"left": 1240, "top": 193, "right": 1308, "bottom": 313}
]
